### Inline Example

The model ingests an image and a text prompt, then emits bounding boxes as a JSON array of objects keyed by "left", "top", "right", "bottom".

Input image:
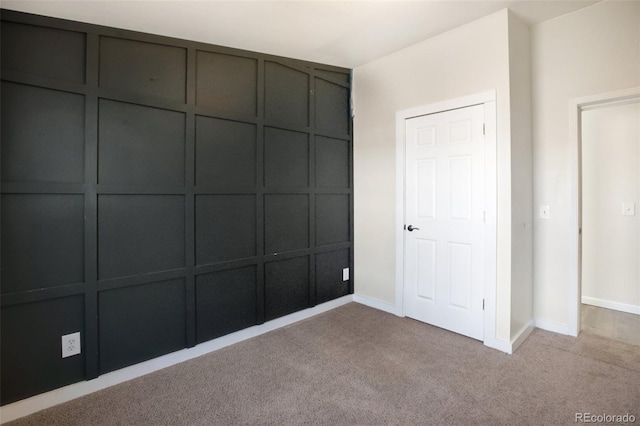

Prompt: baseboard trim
[
  {"left": 582, "top": 296, "right": 640, "bottom": 316},
  {"left": 353, "top": 294, "right": 399, "bottom": 315},
  {"left": 483, "top": 337, "right": 511, "bottom": 354},
  {"left": 511, "top": 320, "right": 535, "bottom": 353},
  {"left": 535, "top": 317, "right": 573, "bottom": 336},
  {"left": 483, "top": 319, "right": 534, "bottom": 354},
  {"left": 0, "top": 295, "right": 354, "bottom": 424}
]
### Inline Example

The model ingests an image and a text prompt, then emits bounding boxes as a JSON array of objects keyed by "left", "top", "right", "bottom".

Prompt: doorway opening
[{"left": 569, "top": 87, "right": 640, "bottom": 339}]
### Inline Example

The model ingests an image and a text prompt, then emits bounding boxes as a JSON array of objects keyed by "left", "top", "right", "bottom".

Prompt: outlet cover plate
[
  {"left": 342, "top": 268, "right": 349, "bottom": 282},
  {"left": 61, "top": 332, "right": 81, "bottom": 358}
]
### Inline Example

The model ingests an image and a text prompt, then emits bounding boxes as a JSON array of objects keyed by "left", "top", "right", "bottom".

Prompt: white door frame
[
  {"left": 395, "top": 90, "right": 497, "bottom": 347},
  {"left": 568, "top": 86, "right": 640, "bottom": 337}
]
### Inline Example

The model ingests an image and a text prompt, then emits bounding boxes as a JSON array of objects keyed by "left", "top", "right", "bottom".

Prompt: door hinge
[
  {"left": 483, "top": 123, "right": 486, "bottom": 135},
  {"left": 483, "top": 299, "right": 485, "bottom": 310}
]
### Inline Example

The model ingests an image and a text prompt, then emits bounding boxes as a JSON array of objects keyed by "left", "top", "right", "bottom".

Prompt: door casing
[{"left": 395, "top": 91, "right": 498, "bottom": 350}]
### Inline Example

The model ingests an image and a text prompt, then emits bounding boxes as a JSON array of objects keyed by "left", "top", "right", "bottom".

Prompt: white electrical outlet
[
  {"left": 342, "top": 268, "right": 349, "bottom": 282},
  {"left": 61, "top": 332, "right": 81, "bottom": 358}
]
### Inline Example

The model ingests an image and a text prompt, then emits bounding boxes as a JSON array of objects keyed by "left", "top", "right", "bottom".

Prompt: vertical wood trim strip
[
  {"left": 184, "top": 47, "right": 197, "bottom": 347},
  {"left": 84, "top": 31, "right": 100, "bottom": 379},
  {"left": 349, "top": 72, "right": 355, "bottom": 294},
  {"left": 309, "top": 72, "right": 317, "bottom": 307},
  {"left": 256, "top": 58, "right": 266, "bottom": 324}
]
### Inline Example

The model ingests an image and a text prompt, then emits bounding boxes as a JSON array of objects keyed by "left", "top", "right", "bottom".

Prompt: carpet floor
[{"left": 6, "top": 303, "right": 640, "bottom": 425}]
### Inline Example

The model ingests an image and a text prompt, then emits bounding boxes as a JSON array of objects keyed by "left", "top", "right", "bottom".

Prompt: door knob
[{"left": 407, "top": 225, "right": 420, "bottom": 232}]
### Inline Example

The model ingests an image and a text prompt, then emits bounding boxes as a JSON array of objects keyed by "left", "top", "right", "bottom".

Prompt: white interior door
[{"left": 403, "top": 104, "right": 485, "bottom": 340}]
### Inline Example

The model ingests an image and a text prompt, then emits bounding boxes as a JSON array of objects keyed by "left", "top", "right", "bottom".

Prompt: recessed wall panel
[
  {"left": 316, "top": 249, "right": 350, "bottom": 304},
  {"left": 1, "top": 194, "right": 84, "bottom": 293},
  {"left": 99, "top": 37, "right": 186, "bottom": 103},
  {"left": 1, "top": 21, "right": 85, "bottom": 83},
  {"left": 196, "top": 266, "right": 257, "bottom": 343},
  {"left": 416, "top": 239, "right": 436, "bottom": 300},
  {"left": 417, "top": 159, "right": 436, "bottom": 219},
  {"left": 195, "top": 195, "right": 256, "bottom": 265},
  {"left": 98, "top": 100, "right": 185, "bottom": 185},
  {"left": 265, "top": 256, "right": 309, "bottom": 320},
  {"left": 195, "top": 116, "right": 256, "bottom": 187},
  {"left": 196, "top": 51, "right": 257, "bottom": 115},
  {"left": 1, "top": 82, "right": 84, "bottom": 184},
  {"left": 265, "top": 62, "right": 309, "bottom": 127},
  {"left": 449, "top": 156, "right": 471, "bottom": 220},
  {"left": 264, "top": 127, "right": 308, "bottom": 187},
  {"left": 264, "top": 194, "right": 309, "bottom": 254},
  {"left": 315, "top": 78, "right": 349, "bottom": 135},
  {"left": 316, "top": 194, "right": 349, "bottom": 246},
  {"left": 417, "top": 126, "right": 436, "bottom": 147},
  {"left": 99, "top": 279, "right": 186, "bottom": 373},
  {"left": 0, "top": 296, "right": 85, "bottom": 405},
  {"left": 98, "top": 195, "right": 185, "bottom": 280},
  {"left": 316, "top": 136, "right": 349, "bottom": 188},
  {"left": 448, "top": 242, "right": 472, "bottom": 310},
  {"left": 448, "top": 120, "right": 471, "bottom": 144}
]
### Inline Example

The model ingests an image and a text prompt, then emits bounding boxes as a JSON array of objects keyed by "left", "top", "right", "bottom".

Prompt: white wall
[
  {"left": 507, "top": 11, "right": 534, "bottom": 337},
  {"left": 582, "top": 102, "right": 640, "bottom": 312},
  {"left": 532, "top": 1, "right": 640, "bottom": 328},
  {"left": 353, "top": 9, "right": 515, "bottom": 341}
]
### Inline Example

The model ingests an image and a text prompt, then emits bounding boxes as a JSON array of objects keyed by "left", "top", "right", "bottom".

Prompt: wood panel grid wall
[{"left": 0, "top": 9, "right": 353, "bottom": 405}]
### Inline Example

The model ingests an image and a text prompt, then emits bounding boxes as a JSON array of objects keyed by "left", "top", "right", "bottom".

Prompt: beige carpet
[
  {"left": 581, "top": 304, "right": 640, "bottom": 346},
  {"left": 7, "top": 303, "right": 640, "bottom": 425}
]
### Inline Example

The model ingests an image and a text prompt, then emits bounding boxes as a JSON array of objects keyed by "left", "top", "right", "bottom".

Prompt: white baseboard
[
  {"left": 510, "top": 320, "right": 535, "bottom": 353},
  {"left": 582, "top": 296, "right": 640, "bottom": 315},
  {"left": 353, "top": 294, "right": 399, "bottom": 316},
  {"left": 484, "top": 319, "right": 534, "bottom": 354},
  {"left": 535, "top": 317, "right": 572, "bottom": 336},
  {"left": 483, "top": 337, "right": 511, "bottom": 354},
  {"left": 0, "top": 295, "right": 354, "bottom": 424}
]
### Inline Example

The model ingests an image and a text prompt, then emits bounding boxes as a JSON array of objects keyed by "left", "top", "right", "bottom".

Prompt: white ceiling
[{"left": 2, "top": 0, "right": 600, "bottom": 68}]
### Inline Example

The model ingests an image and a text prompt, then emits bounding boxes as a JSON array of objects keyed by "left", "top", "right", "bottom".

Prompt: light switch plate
[
  {"left": 622, "top": 203, "right": 635, "bottom": 216},
  {"left": 342, "top": 268, "right": 349, "bottom": 282},
  {"left": 539, "top": 205, "right": 551, "bottom": 220}
]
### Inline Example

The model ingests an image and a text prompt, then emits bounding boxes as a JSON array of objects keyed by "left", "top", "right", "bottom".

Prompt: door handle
[{"left": 407, "top": 225, "right": 420, "bottom": 232}]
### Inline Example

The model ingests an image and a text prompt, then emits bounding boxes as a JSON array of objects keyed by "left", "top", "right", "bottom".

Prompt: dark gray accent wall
[{"left": 0, "top": 9, "right": 353, "bottom": 405}]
